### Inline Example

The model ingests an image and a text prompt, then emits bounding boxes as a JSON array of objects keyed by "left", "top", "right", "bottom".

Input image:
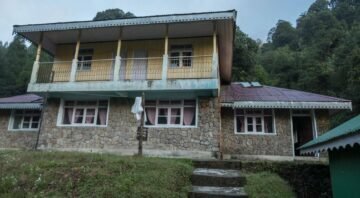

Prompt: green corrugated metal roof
[{"left": 300, "top": 115, "right": 360, "bottom": 149}]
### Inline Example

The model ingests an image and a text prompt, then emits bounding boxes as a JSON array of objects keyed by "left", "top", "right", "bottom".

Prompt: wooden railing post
[
  {"left": 30, "top": 32, "right": 43, "bottom": 84},
  {"left": 162, "top": 25, "right": 169, "bottom": 80},
  {"left": 70, "top": 30, "right": 81, "bottom": 82},
  {"left": 114, "top": 28, "right": 122, "bottom": 81}
]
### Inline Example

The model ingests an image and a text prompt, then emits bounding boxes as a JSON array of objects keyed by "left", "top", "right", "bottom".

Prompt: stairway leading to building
[{"left": 188, "top": 160, "right": 248, "bottom": 198}]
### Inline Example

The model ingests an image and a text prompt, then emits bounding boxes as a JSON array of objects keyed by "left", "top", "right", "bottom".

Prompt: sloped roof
[
  {"left": 13, "top": 10, "right": 236, "bottom": 33},
  {"left": 221, "top": 83, "right": 352, "bottom": 109},
  {"left": 0, "top": 94, "right": 43, "bottom": 109},
  {"left": 300, "top": 115, "right": 360, "bottom": 154}
]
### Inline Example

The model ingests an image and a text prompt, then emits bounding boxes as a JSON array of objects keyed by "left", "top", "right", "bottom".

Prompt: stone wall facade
[
  {"left": 315, "top": 109, "right": 330, "bottom": 136},
  {"left": 37, "top": 97, "right": 220, "bottom": 157},
  {"left": 0, "top": 110, "right": 37, "bottom": 149},
  {"left": 221, "top": 108, "right": 331, "bottom": 157},
  {"left": 222, "top": 108, "right": 293, "bottom": 156}
]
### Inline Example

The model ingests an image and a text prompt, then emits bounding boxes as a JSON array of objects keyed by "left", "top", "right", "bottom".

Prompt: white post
[
  {"left": 162, "top": 25, "right": 169, "bottom": 80},
  {"left": 311, "top": 109, "right": 320, "bottom": 157},
  {"left": 212, "top": 22, "right": 219, "bottom": 78},
  {"left": 70, "top": 30, "right": 81, "bottom": 82},
  {"left": 114, "top": 28, "right": 122, "bottom": 81},
  {"left": 290, "top": 110, "right": 295, "bottom": 159},
  {"left": 30, "top": 32, "right": 43, "bottom": 84}
]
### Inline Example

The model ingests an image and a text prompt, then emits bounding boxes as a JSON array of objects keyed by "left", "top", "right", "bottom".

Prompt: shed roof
[
  {"left": 0, "top": 94, "right": 43, "bottom": 109},
  {"left": 221, "top": 83, "right": 352, "bottom": 109},
  {"left": 300, "top": 115, "right": 360, "bottom": 154}
]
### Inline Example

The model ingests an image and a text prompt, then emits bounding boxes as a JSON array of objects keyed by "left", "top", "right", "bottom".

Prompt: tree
[
  {"left": 93, "top": 9, "right": 135, "bottom": 21},
  {"left": 268, "top": 20, "right": 298, "bottom": 49},
  {"left": 232, "top": 27, "right": 261, "bottom": 81},
  {"left": 257, "top": 0, "right": 360, "bottom": 125}
]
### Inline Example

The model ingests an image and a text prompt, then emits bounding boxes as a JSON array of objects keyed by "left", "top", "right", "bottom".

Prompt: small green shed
[{"left": 300, "top": 115, "right": 360, "bottom": 198}]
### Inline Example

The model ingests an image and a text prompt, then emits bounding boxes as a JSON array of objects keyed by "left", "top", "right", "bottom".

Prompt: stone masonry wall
[
  {"left": 38, "top": 97, "right": 220, "bottom": 155},
  {"left": 221, "top": 108, "right": 293, "bottom": 156},
  {"left": 316, "top": 109, "right": 330, "bottom": 136},
  {"left": 0, "top": 110, "right": 37, "bottom": 149}
]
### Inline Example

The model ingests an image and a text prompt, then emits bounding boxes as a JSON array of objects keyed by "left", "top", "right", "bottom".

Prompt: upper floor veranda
[{"left": 13, "top": 10, "right": 236, "bottom": 98}]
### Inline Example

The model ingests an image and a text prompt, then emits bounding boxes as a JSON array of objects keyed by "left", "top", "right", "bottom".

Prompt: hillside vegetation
[
  {"left": 234, "top": 0, "right": 360, "bottom": 125},
  {"left": 0, "top": 151, "right": 192, "bottom": 198}
]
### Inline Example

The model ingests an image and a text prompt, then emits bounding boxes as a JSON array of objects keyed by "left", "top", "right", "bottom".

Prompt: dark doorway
[{"left": 293, "top": 116, "right": 314, "bottom": 156}]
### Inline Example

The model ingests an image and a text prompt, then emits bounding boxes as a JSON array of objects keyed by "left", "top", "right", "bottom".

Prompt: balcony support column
[
  {"left": 114, "top": 28, "right": 122, "bottom": 81},
  {"left": 212, "top": 22, "right": 219, "bottom": 78},
  {"left": 70, "top": 30, "right": 81, "bottom": 82},
  {"left": 30, "top": 32, "right": 43, "bottom": 84},
  {"left": 162, "top": 25, "right": 169, "bottom": 80}
]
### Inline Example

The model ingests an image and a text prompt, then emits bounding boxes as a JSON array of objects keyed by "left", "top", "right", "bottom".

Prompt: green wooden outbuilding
[{"left": 300, "top": 115, "right": 360, "bottom": 198}]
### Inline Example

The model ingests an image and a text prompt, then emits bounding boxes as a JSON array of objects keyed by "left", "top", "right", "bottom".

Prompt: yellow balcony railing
[{"left": 35, "top": 55, "right": 214, "bottom": 83}]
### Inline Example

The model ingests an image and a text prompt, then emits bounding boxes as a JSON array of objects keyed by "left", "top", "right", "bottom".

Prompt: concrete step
[
  {"left": 188, "top": 186, "right": 248, "bottom": 198},
  {"left": 193, "top": 160, "right": 242, "bottom": 170},
  {"left": 191, "top": 168, "right": 246, "bottom": 187}
]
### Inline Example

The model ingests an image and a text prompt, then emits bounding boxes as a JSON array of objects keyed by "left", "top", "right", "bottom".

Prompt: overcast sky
[{"left": 0, "top": 0, "right": 315, "bottom": 43}]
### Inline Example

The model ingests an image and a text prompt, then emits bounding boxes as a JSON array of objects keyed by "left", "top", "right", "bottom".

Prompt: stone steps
[
  {"left": 191, "top": 168, "right": 246, "bottom": 187},
  {"left": 188, "top": 186, "right": 248, "bottom": 198},
  {"left": 193, "top": 160, "right": 242, "bottom": 170},
  {"left": 189, "top": 160, "right": 248, "bottom": 198}
]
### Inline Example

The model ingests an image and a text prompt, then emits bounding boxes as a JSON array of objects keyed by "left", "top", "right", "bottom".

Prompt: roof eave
[
  {"left": 0, "top": 103, "right": 43, "bottom": 110},
  {"left": 300, "top": 132, "right": 360, "bottom": 155},
  {"left": 13, "top": 10, "right": 236, "bottom": 33},
  {"left": 221, "top": 101, "right": 352, "bottom": 110}
]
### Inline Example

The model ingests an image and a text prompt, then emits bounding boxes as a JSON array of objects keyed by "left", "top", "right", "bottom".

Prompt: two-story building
[
  {"left": 1, "top": 10, "right": 352, "bottom": 159},
  {"left": 11, "top": 10, "right": 236, "bottom": 157}
]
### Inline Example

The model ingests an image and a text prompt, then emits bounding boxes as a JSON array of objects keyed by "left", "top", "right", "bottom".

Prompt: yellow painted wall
[
  {"left": 50, "top": 37, "right": 213, "bottom": 82},
  {"left": 121, "top": 40, "right": 164, "bottom": 80},
  {"left": 167, "top": 37, "right": 213, "bottom": 79}
]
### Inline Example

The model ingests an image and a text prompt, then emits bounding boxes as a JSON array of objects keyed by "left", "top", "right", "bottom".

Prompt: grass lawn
[
  {"left": 0, "top": 150, "right": 193, "bottom": 198},
  {"left": 245, "top": 171, "right": 295, "bottom": 198}
]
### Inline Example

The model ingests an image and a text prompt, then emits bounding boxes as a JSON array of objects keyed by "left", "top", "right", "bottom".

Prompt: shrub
[{"left": 242, "top": 161, "right": 332, "bottom": 198}]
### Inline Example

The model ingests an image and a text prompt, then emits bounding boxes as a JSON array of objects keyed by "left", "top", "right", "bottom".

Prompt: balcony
[
  {"left": 29, "top": 55, "right": 218, "bottom": 96},
  {"left": 35, "top": 55, "right": 214, "bottom": 83}
]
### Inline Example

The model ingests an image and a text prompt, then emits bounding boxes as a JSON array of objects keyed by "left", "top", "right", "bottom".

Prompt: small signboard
[{"left": 136, "top": 126, "right": 148, "bottom": 141}]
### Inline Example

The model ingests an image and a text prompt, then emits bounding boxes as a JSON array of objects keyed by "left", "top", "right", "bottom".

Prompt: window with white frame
[
  {"left": 77, "top": 49, "right": 94, "bottom": 71},
  {"left": 144, "top": 99, "right": 197, "bottom": 127},
  {"left": 61, "top": 100, "right": 108, "bottom": 126},
  {"left": 235, "top": 109, "right": 275, "bottom": 134},
  {"left": 10, "top": 109, "right": 41, "bottom": 130},
  {"left": 169, "top": 45, "right": 193, "bottom": 67}
]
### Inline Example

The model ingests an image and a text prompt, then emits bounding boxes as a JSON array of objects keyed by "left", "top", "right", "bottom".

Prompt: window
[
  {"left": 144, "top": 99, "right": 196, "bottom": 127},
  {"left": 61, "top": 100, "right": 108, "bottom": 126},
  {"left": 235, "top": 109, "right": 275, "bottom": 134},
  {"left": 77, "top": 49, "right": 94, "bottom": 71},
  {"left": 10, "top": 110, "right": 41, "bottom": 130},
  {"left": 169, "top": 45, "right": 193, "bottom": 67}
]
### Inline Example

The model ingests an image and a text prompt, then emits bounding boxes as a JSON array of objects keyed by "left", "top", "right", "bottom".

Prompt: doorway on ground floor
[{"left": 292, "top": 110, "right": 315, "bottom": 156}]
